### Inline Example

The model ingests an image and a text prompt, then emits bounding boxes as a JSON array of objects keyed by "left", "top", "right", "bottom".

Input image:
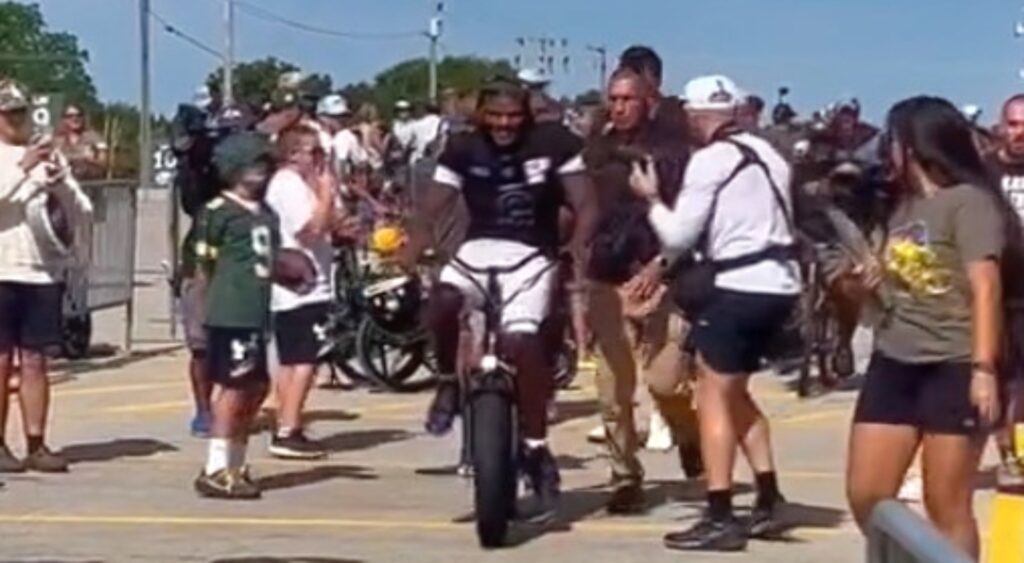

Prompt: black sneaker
[
  {"left": 606, "top": 481, "right": 646, "bottom": 515},
  {"left": 194, "top": 468, "right": 261, "bottom": 500},
  {"left": 521, "top": 445, "right": 560, "bottom": 521},
  {"left": 0, "top": 445, "right": 24, "bottom": 473},
  {"left": 748, "top": 497, "right": 787, "bottom": 539},
  {"left": 424, "top": 379, "right": 460, "bottom": 436},
  {"left": 269, "top": 430, "right": 326, "bottom": 460},
  {"left": 23, "top": 446, "right": 69, "bottom": 473},
  {"left": 678, "top": 442, "right": 704, "bottom": 480},
  {"left": 833, "top": 343, "right": 855, "bottom": 379},
  {"left": 663, "top": 515, "right": 748, "bottom": 552}
]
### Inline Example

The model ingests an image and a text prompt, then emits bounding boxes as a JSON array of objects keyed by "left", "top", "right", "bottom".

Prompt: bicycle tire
[
  {"left": 470, "top": 389, "right": 516, "bottom": 549},
  {"left": 355, "top": 319, "right": 430, "bottom": 392},
  {"left": 797, "top": 265, "right": 818, "bottom": 398}
]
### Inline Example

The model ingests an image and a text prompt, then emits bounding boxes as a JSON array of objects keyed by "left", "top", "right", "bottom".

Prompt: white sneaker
[
  {"left": 644, "top": 410, "right": 674, "bottom": 451},
  {"left": 586, "top": 425, "right": 606, "bottom": 444},
  {"left": 897, "top": 475, "right": 923, "bottom": 503}
]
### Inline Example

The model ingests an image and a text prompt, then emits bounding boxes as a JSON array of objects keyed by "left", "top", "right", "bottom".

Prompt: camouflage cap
[{"left": 0, "top": 80, "right": 29, "bottom": 112}]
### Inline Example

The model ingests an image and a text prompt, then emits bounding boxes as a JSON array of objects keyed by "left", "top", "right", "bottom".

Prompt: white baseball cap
[
  {"left": 517, "top": 68, "right": 550, "bottom": 87},
  {"left": 394, "top": 99, "right": 412, "bottom": 111},
  {"left": 317, "top": 94, "right": 351, "bottom": 117},
  {"left": 193, "top": 85, "right": 213, "bottom": 109},
  {"left": 682, "top": 75, "right": 745, "bottom": 111}
]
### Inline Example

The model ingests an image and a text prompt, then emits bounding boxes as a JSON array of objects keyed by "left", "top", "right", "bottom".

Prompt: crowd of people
[{"left": 0, "top": 39, "right": 1022, "bottom": 558}]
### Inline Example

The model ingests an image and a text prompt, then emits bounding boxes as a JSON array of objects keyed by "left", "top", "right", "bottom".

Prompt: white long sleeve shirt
[
  {"left": 0, "top": 141, "right": 91, "bottom": 284},
  {"left": 649, "top": 132, "right": 801, "bottom": 295}
]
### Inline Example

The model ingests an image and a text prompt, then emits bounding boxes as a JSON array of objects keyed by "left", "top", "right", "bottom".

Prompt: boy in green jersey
[{"left": 192, "top": 132, "right": 278, "bottom": 500}]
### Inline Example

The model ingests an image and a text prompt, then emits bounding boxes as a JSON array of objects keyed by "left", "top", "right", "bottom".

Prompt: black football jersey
[{"left": 433, "top": 122, "right": 585, "bottom": 250}]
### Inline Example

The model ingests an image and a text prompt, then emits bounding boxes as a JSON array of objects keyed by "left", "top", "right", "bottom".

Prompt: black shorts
[
  {"left": 273, "top": 302, "right": 330, "bottom": 366},
  {"left": 854, "top": 353, "right": 980, "bottom": 435},
  {"left": 691, "top": 289, "right": 797, "bottom": 374},
  {"left": 206, "top": 327, "right": 269, "bottom": 389},
  {"left": 0, "top": 282, "right": 62, "bottom": 351}
]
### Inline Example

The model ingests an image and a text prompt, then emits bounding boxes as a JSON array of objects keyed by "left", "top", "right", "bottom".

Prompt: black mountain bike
[
  {"left": 320, "top": 245, "right": 433, "bottom": 391},
  {"left": 447, "top": 251, "right": 557, "bottom": 549}
]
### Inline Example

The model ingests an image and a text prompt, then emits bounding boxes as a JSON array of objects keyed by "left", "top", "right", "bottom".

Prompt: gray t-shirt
[{"left": 875, "top": 184, "right": 1004, "bottom": 363}]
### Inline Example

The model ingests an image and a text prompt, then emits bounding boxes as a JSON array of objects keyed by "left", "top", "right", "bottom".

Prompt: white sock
[
  {"left": 524, "top": 438, "right": 547, "bottom": 450},
  {"left": 276, "top": 427, "right": 293, "bottom": 439},
  {"left": 205, "top": 438, "right": 230, "bottom": 475},
  {"left": 228, "top": 440, "right": 247, "bottom": 469}
]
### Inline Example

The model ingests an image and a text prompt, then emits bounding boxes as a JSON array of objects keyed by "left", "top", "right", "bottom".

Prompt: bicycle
[
  {"left": 446, "top": 250, "right": 559, "bottom": 549},
  {"left": 319, "top": 244, "right": 433, "bottom": 392},
  {"left": 796, "top": 249, "right": 840, "bottom": 398}
]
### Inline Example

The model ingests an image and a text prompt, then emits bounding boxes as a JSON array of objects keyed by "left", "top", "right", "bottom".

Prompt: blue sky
[{"left": 27, "top": 0, "right": 1024, "bottom": 122}]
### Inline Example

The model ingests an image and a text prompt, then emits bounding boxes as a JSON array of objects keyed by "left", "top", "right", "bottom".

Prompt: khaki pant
[{"left": 590, "top": 282, "right": 699, "bottom": 484}]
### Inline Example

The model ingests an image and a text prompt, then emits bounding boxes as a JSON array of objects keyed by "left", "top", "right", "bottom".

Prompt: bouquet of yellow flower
[{"left": 886, "top": 239, "right": 950, "bottom": 296}]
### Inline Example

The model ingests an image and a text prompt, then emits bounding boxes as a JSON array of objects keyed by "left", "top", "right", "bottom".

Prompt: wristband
[{"left": 971, "top": 361, "right": 997, "bottom": 376}]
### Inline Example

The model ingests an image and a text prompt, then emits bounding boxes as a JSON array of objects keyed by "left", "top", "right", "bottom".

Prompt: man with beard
[{"left": 991, "top": 95, "right": 1024, "bottom": 220}]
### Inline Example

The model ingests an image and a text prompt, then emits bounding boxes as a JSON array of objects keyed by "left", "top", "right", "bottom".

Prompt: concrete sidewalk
[{"left": 0, "top": 342, "right": 953, "bottom": 563}]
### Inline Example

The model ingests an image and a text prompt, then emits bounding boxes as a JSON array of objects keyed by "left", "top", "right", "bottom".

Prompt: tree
[
  {"left": 207, "top": 57, "right": 332, "bottom": 110},
  {"left": 341, "top": 56, "right": 514, "bottom": 117},
  {"left": 0, "top": 2, "right": 97, "bottom": 107},
  {"left": 573, "top": 89, "right": 603, "bottom": 107}
]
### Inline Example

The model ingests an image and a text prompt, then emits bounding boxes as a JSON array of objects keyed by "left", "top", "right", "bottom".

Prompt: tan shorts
[{"left": 180, "top": 276, "right": 208, "bottom": 352}]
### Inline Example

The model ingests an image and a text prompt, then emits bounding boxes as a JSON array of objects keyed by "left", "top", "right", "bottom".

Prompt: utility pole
[
  {"left": 515, "top": 36, "right": 570, "bottom": 79},
  {"left": 223, "top": 0, "right": 235, "bottom": 106},
  {"left": 137, "top": 0, "right": 152, "bottom": 348},
  {"left": 427, "top": 2, "right": 443, "bottom": 104},
  {"left": 587, "top": 44, "right": 608, "bottom": 91}
]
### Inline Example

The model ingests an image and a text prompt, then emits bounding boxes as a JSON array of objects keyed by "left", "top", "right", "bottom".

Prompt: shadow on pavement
[
  {"left": 250, "top": 409, "right": 361, "bottom": 435},
  {"left": 550, "top": 398, "right": 600, "bottom": 427},
  {"left": 780, "top": 372, "right": 864, "bottom": 398},
  {"left": 62, "top": 438, "right": 178, "bottom": 464},
  {"left": 732, "top": 501, "right": 848, "bottom": 543},
  {"left": 318, "top": 429, "right": 413, "bottom": 454},
  {"left": 59, "top": 345, "right": 183, "bottom": 377},
  {"left": 212, "top": 558, "right": 362, "bottom": 563},
  {"left": 257, "top": 465, "right": 376, "bottom": 491}
]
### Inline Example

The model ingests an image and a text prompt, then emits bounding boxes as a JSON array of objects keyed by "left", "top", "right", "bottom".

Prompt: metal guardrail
[
  {"left": 867, "top": 501, "right": 973, "bottom": 563},
  {"left": 67, "top": 180, "right": 138, "bottom": 350}
]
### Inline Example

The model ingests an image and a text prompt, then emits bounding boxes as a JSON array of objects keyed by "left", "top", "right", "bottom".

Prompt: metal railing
[
  {"left": 867, "top": 501, "right": 973, "bottom": 563},
  {"left": 69, "top": 180, "right": 138, "bottom": 350}
]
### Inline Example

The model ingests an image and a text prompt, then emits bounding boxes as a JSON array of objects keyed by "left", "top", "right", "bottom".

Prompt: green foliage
[
  {"left": 342, "top": 56, "right": 513, "bottom": 117},
  {"left": 0, "top": 2, "right": 97, "bottom": 107},
  {"left": 206, "top": 57, "right": 332, "bottom": 110}
]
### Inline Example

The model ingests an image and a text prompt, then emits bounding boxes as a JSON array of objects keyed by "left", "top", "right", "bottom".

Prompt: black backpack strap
[
  {"left": 708, "top": 138, "right": 799, "bottom": 273},
  {"left": 720, "top": 139, "right": 796, "bottom": 235},
  {"left": 695, "top": 143, "right": 758, "bottom": 253}
]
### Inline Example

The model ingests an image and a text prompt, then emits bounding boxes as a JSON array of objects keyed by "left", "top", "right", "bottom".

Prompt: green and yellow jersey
[{"left": 195, "top": 193, "right": 279, "bottom": 330}]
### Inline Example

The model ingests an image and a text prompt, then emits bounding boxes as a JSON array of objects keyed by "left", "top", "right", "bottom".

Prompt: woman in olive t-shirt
[{"left": 845, "top": 96, "right": 1021, "bottom": 559}]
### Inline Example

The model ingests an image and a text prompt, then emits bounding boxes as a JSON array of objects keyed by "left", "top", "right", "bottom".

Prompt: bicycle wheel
[
  {"left": 355, "top": 319, "right": 430, "bottom": 392},
  {"left": 470, "top": 389, "right": 516, "bottom": 549},
  {"left": 797, "top": 268, "right": 818, "bottom": 398}
]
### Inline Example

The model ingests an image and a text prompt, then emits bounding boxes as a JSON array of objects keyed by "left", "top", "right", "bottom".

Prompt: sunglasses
[{"left": 64, "top": 113, "right": 82, "bottom": 119}]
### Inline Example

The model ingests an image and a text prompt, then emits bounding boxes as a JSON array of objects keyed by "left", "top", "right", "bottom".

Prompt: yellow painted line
[
  {"left": 105, "top": 400, "right": 191, "bottom": 414},
  {"left": 55, "top": 381, "right": 182, "bottom": 398},
  {"left": 776, "top": 409, "right": 849, "bottom": 426},
  {"left": 100, "top": 397, "right": 423, "bottom": 417},
  {"left": 0, "top": 513, "right": 853, "bottom": 538}
]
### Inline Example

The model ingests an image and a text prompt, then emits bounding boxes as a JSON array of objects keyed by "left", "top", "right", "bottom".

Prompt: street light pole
[
  {"left": 136, "top": 0, "right": 152, "bottom": 349},
  {"left": 223, "top": 0, "right": 235, "bottom": 105},
  {"left": 427, "top": 2, "right": 443, "bottom": 104},
  {"left": 587, "top": 45, "right": 608, "bottom": 91}
]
